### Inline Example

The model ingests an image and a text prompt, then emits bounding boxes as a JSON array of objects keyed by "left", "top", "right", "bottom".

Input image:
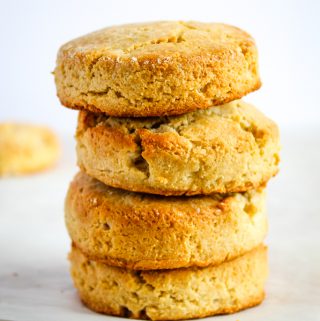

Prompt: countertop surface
[{"left": 1, "top": 127, "right": 320, "bottom": 321}]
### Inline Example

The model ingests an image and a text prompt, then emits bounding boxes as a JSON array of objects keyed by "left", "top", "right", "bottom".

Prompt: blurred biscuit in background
[{"left": 0, "top": 123, "right": 60, "bottom": 176}]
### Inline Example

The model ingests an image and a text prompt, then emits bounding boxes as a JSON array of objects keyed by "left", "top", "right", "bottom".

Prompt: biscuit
[
  {"left": 69, "top": 244, "right": 268, "bottom": 320},
  {"left": 65, "top": 172, "right": 267, "bottom": 270},
  {"left": 55, "top": 21, "right": 260, "bottom": 117},
  {"left": 76, "top": 100, "right": 279, "bottom": 195},
  {"left": 0, "top": 123, "right": 59, "bottom": 176}
]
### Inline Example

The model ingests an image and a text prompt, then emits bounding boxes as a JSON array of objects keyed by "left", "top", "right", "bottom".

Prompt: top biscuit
[{"left": 55, "top": 21, "right": 261, "bottom": 117}]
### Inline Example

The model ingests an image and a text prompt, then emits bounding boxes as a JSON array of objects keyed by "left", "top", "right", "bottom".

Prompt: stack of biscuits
[{"left": 54, "top": 21, "right": 280, "bottom": 320}]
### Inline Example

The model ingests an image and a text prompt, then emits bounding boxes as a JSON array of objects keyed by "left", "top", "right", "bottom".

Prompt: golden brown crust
[
  {"left": 55, "top": 21, "right": 261, "bottom": 117},
  {"left": 81, "top": 293, "right": 265, "bottom": 321},
  {"left": 69, "top": 245, "right": 268, "bottom": 320},
  {"left": 76, "top": 100, "right": 280, "bottom": 195},
  {"left": 65, "top": 172, "right": 268, "bottom": 270},
  {"left": 0, "top": 123, "right": 60, "bottom": 176}
]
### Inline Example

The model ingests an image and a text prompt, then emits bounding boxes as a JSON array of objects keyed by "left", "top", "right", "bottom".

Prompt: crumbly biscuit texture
[
  {"left": 65, "top": 172, "right": 267, "bottom": 270},
  {"left": 0, "top": 123, "right": 59, "bottom": 176},
  {"left": 55, "top": 21, "right": 261, "bottom": 117},
  {"left": 76, "top": 100, "right": 280, "bottom": 195},
  {"left": 69, "top": 245, "right": 268, "bottom": 320}
]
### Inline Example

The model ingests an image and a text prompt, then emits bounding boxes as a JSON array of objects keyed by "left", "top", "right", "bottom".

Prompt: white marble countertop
[{"left": 1, "top": 127, "right": 319, "bottom": 321}]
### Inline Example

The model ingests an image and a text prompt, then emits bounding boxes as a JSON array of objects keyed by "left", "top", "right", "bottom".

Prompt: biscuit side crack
[{"left": 132, "top": 133, "right": 150, "bottom": 178}]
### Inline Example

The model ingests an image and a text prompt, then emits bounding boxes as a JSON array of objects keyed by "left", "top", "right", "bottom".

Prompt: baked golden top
[
  {"left": 55, "top": 21, "right": 260, "bottom": 116},
  {"left": 58, "top": 21, "right": 254, "bottom": 59}
]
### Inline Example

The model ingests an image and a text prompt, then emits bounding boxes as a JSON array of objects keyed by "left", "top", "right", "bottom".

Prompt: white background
[{"left": 1, "top": 1, "right": 320, "bottom": 321}]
